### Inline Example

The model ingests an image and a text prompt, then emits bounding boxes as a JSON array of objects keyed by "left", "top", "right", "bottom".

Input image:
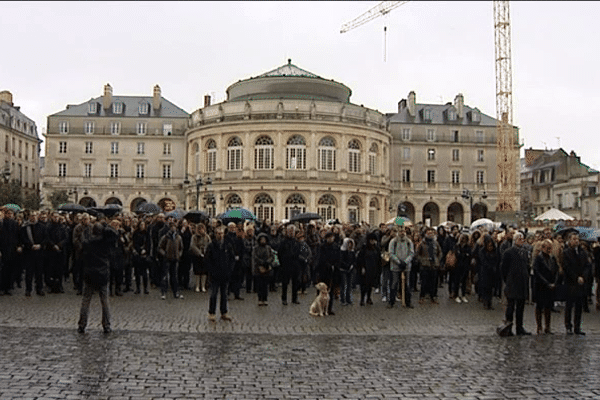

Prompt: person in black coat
[
  {"left": 18, "top": 211, "right": 49, "bottom": 297},
  {"left": 501, "top": 232, "right": 531, "bottom": 335},
  {"left": 533, "top": 239, "right": 559, "bottom": 334},
  {"left": 0, "top": 208, "right": 20, "bottom": 295},
  {"left": 317, "top": 232, "right": 340, "bottom": 315},
  {"left": 205, "top": 226, "right": 235, "bottom": 321},
  {"left": 279, "top": 225, "right": 301, "bottom": 305},
  {"left": 562, "top": 232, "right": 592, "bottom": 335},
  {"left": 357, "top": 232, "right": 380, "bottom": 306},
  {"left": 477, "top": 234, "right": 499, "bottom": 310},
  {"left": 78, "top": 222, "right": 119, "bottom": 334}
]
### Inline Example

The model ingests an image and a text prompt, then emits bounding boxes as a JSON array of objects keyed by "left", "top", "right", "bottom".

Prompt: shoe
[
  {"left": 406, "top": 304, "right": 414, "bottom": 309},
  {"left": 202, "top": 287, "right": 207, "bottom": 293},
  {"left": 264, "top": 302, "right": 268, "bottom": 306},
  {"left": 195, "top": 287, "right": 200, "bottom": 293},
  {"left": 516, "top": 328, "right": 532, "bottom": 336},
  {"left": 462, "top": 297, "right": 469, "bottom": 303},
  {"left": 177, "top": 294, "right": 184, "bottom": 299},
  {"left": 455, "top": 297, "right": 462, "bottom": 304},
  {"left": 221, "top": 314, "right": 232, "bottom": 321},
  {"left": 292, "top": 300, "right": 300, "bottom": 304},
  {"left": 161, "top": 295, "right": 166, "bottom": 300},
  {"left": 144, "top": 290, "right": 149, "bottom": 294},
  {"left": 431, "top": 298, "right": 439, "bottom": 305},
  {"left": 103, "top": 327, "right": 112, "bottom": 334},
  {"left": 208, "top": 314, "right": 216, "bottom": 322},
  {"left": 37, "top": 291, "right": 45, "bottom": 296},
  {"left": 282, "top": 301, "right": 288, "bottom": 305},
  {"left": 25, "top": 291, "right": 31, "bottom": 297},
  {"left": 340, "top": 301, "right": 346, "bottom": 306},
  {"left": 566, "top": 327, "right": 574, "bottom": 335},
  {"left": 419, "top": 298, "right": 425, "bottom": 305},
  {"left": 375, "top": 289, "right": 380, "bottom": 294},
  {"left": 134, "top": 290, "right": 140, "bottom": 294},
  {"left": 575, "top": 330, "right": 586, "bottom": 335},
  {"left": 381, "top": 296, "right": 387, "bottom": 302},
  {"left": 387, "top": 304, "right": 394, "bottom": 309},
  {"left": 77, "top": 327, "right": 85, "bottom": 334},
  {"left": 360, "top": 301, "right": 365, "bottom": 306},
  {"left": 366, "top": 299, "right": 373, "bottom": 305},
  {"left": 258, "top": 301, "right": 264, "bottom": 306},
  {"left": 234, "top": 296, "right": 244, "bottom": 300},
  {"left": 328, "top": 311, "right": 335, "bottom": 316},
  {"left": 76, "top": 290, "right": 82, "bottom": 296}
]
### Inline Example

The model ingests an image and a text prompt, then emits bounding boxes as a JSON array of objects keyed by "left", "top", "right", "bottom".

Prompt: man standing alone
[
  {"left": 563, "top": 232, "right": 591, "bottom": 335},
  {"left": 501, "top": 232, "right": 531, "bottom": 336},
  {"left": 205, "top": 227, "right": 235, "bottom": 322}
]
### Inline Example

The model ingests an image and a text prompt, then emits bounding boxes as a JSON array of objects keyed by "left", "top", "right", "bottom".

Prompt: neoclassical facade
[{"left": 185, "top": 61, "right": 391, "bottom": 224}]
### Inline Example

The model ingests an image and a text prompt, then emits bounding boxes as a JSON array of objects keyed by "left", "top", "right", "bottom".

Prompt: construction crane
[{"left": 341, "top": 0, "right": 518, "bottom": 215}]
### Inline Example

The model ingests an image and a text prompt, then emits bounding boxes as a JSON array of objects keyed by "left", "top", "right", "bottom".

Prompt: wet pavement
[{"left": 1, "top": 285, "right": 600, "bottom": 399}]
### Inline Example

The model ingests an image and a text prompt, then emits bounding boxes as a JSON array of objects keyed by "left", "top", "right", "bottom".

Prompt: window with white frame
[
  {"left": 193, "top": 142, "right": 200, "bottom": 173},
  {"left": 401, "top": 128, "right": 410, "bottom": 141},
  {"left": 427, "top": 170, "right": 436, "bottom": 183},
  {"left": 471, "top": 109, "right": 480, "bottom": 122},
  {"left": 84, "top": 121, "right": 94, "bottom": 134},
  {"left": 58, "top": 163, "right": 67, "bottom": 177},
  {"left": 110, "top": 163, "right": 119, "bottom": 178},
  {"left": 402, "top": 169, "right": 411, "bottom": 183},
  {"left": 137, "top": 122, "right": 147, "bottom": 135},
  {"left": 426, "top": 129, "right": 435, "bottom": 142},
  {"left": 402, "top": 147, "right": 411, "bottom": 160},
  {"left": 59, "top": 121, "right": 68, "bottom": 134},
  {"left": 110, "top": 142, "right": 119, "bottom": 154},
  {"left": 254, "top": 136, "right": 274, "bottom": 170},
  {"left": 452, "top": 130, "right": 459, "bottom": 142},
  {"left": 286, "top": 135, "right": 306, "bottom": 170},
  {"left": 227, "top": 137, "right": 243, "bottom": 171},
  {"left": 452, "top": 149, "right": 460, "bottom": 162},
  {"left": 476, "top": 170, "right": 485, "bottom": 184},
  {"left": 137, "top": 142, "right": 145, "bottom": 155},
  {"left": 369, "top": 143, "right": 378, "bottom": 175},
  {"left": 318, "top": 137, "right": 336, "bottom": 171},
  {"left": 225, "top": 193, "right": 242, "bottom": 210},
  {"left": 136, "top": 164, "right": 145, "bottom": 179},
  {"left": 207, "top": 139, "right": 217, "bottom": 172},
  {"left": 138, "top": 103, "right": 149, "bottom": 115},
  {"left": 84, "top": 163, "right": 92, "bottom": 178},
  {"left": 477, "top": 149, "right": 484, "bottom": 162},
  {"left": 476, "top": 130, "right": 484, "bottom": 143},
  {"left": 447, "top": 109, "right": 456, "bottom": 120},
  {"left": 317, "top": 194, "right": 337, "bottom": 220},
  {"left": 110, "top": 122, "right": 121, "bottom": 135},
  {"left": 112, "top": 102, "right": 123, "bottom": 114},
  {"left": 451, "top": 170, "right": 460, "bottom": 184},
  {"left": 85, "top": 141, "right": 93, "bottom": 154},
  {"left": 347, "top": 196, "right": 361, "bottom": 224},
  {"left": 163, "top": 142, "right": 171, "bottom": 155},
  {"left": 162, "top": 164, "right": 172, "bottom": 179},
  {"left": 253, "top": 193, "right": 274, "bottom": 222},
  {"left": 88, "top": 102, "right": 97, "bottom": 114},
  {"left": 427, "top": 148, "right": 436, "bottom": 161},
  {"left": 284, "top": 193, "right": 306, "bottom": 220},
  {"left": 163, "top": 123, "right": 172, "bottom": 136},
  {"left": 348, "top": 139, "right": 361, "bottom": 173},
  {"left": 423, "top": 108, "right": 432, "bottom": 121},
  {"left": 59, "top": 141, "right": 67, "bottom": 154}
]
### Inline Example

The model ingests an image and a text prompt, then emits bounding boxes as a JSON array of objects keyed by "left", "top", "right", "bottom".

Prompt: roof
[
  {"left": 50, "top": 95, "right": 189, "bottom": 118},
  {"left": 388, "top": 103, "right": 498, "bottom": 127},
  {"left": 257, "top": 60, "right": 323, "bottom": 79}
]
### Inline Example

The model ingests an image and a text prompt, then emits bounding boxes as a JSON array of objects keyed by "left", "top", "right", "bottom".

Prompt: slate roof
[
  {"left": 50, "top": 95, "right": 189, "bottom": 118},
  {"left": 387, "top": 103, "right": 498, "bottom": 127},
  {"left": 256, "top": 61, "right": 323, "bottom": 79}
]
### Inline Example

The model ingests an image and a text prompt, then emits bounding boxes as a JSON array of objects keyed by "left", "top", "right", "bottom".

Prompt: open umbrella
[
  {"left": 184, "top": 210, "right": 210, "bottom": 223},
  {"left": 89, "top": 204, "right": 122, "bottom": 217},
  {"left": 2, "top": 203, "right": 22, "bottom": 212},
  {"left": 166, "top": 208, "right": 185, "bottom": 220},
  {"left": 290, "top": 212, "right": 322, "bottom": 223},
  {"left": 218, "top": 208, "right": 256, "bottom": 224},
  {"left": 58, "top": 203, "right": 87, "bottom": 213},
  {"left": 470, "top": 218, "right": 498, "bottom": 232},
  {"left": 385, "top": 216, "right": 413, "bottom": 227},
  {"left": 135, "top": 202, "right": 162, "bottom": 215}
]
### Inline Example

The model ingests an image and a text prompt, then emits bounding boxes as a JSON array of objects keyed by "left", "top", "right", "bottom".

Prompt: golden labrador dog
[{"left": 309, "top": 282, "right": 330, "bottom": 317}]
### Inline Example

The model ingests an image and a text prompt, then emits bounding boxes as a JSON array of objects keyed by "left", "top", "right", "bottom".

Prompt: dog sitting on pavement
[{"left": 309, "top": 282, "right": 330, "bottom": 317}]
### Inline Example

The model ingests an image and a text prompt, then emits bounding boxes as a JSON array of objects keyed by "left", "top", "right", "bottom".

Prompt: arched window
[
  {"left": 317, "top": 194, "right": 337, "bottom": 220},
  {"left": 369, "top": 198, "right": 379, "bottom": 226},
  {"left": 193, "top": 142, "right": 200, "bottom": 173},
  {"left": 347, "top": 195, "right": 361, "bottom": 223},
  {"left": 254, "top": 135, "right": 274, "bottom": 170},
  {"left": 286, "top": 135, "right": 306, "bottom": 170},
  {"left": 225, "top": 193, "right": 242, "bottom": 210},
  {"left": 369, "top": 142, "right": 378, "bottom": 175},
  {"left": 206, "top": 139, "right": 217, "bottom": 172},
  {"left": 285, "top": 193, "right": 306, "bottom": 220},
  {"left": 318, "top": 137, "right": 336, "bottom": 171},
  {"left": 227, "top": 137, "right": 243, "bottom": 171},
  {"left": 348, "top": 139, "right": 361, "bottom": 173},
  {"left": 254, "top": 193, "right": 274, "bottom": 222}
]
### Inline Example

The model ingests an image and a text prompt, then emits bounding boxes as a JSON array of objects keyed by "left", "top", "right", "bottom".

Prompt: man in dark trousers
[
  {"left": 78, "top": 222, "right": 119, "bottom": 334},
  {"left": 501, "top": 231, "right": 531, "bottom": 336},
  {"left": 205, "top": 226, "right": 235, "bottom": 322},
  {"left": 18, "top": 211, "right": 49, "bottom": 296},
  {"left": 317, "top": 232, "right": 340, "bottom": 315},
  {"left": 563, "top": 232, "right": 591, "bottom": 335},
  {"left": 0, "top": 208, "right": 20, "bottom": 295},
  {"left": 279, "top": 224, "right": 301, "bottom": 305}
]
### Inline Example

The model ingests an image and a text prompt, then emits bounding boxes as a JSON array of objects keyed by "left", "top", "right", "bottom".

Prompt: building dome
[{"left": 226, "top": 59, "right": 352, "bottom": 103}]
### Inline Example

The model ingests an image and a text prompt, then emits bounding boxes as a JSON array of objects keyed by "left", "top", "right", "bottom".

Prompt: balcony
[{"left": 47, "top": 127, "right": 187, "bottom": 136}]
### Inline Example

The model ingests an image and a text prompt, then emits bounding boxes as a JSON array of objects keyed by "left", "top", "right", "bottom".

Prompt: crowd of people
[{"left": 0, "top": 206, "right": 598, "bottom": 336}]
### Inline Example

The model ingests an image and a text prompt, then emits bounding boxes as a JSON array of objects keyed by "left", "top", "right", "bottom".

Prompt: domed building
[{"left": 185, "top": 60, "right": 391, "bottom": 224}]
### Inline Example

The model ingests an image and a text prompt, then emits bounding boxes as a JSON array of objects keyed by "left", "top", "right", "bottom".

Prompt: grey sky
[{"left": 2, "top": 1, "right": 599, "bottom": 168}]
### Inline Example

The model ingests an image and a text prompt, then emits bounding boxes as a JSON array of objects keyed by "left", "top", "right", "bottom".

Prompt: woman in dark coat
[
  {"left": 131, "top": 220, "right": 151, "bottom": 294},
  {"left": 451, "top": 233, "right": 472, "bottom": 303},
  {"left": 357, "top": 232, "right": 381, "bottom": 306},
  {"left": 477, "top": 234, "right": 499, "bottom": 310},
  {"left": 533, "top": 239, "right": 559, "bottom": 334}
]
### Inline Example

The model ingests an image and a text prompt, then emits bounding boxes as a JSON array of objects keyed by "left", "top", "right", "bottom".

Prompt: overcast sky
[{"left": 2, "top": 1, "right": 599, "bottom": 169}]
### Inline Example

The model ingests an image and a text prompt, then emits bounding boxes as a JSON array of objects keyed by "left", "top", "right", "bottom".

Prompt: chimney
[
  {"left": 153, "top": 85, "right": 161, "bottom": 110},
  {"left": 0, "top": 91, "right": 13, "bottom": 106},
  {"left": 454, "top": 93, "right": 464, "bottom": 118},
  {"left": 398, "top": 99, "right": 406, "bottom": 113},
  {"left": 103, "top": 84, "right": 113, "bottom": 109},
  {"left": 204, "top": 94, "right": 212, "bottom": 107},
  {"left": 407, "top": 91, "right": 416, "bottom": 117}
]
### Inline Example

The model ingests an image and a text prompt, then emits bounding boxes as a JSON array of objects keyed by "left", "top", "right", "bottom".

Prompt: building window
[
  {"left": 25, "top": 143, "right": 29, "bottom": 160},
  {"left": 227, "top": 137, "right": 243, "bottom": 171},
  {"left": 427, "top": 170, "right": 436, "bottom": 183},
  {"left": 163, "top": 123, "right": 172, "bottom": 136},
  {"left": 4, "top": 136, "right": 8, "bottom": 152},
  {"left": 207, "top": 139, "right": 217, "bottom": 172},
  {"left": 84, "top": 121, "right": 94, "bottom": 134},
  {"left": 426, "top": 129, "right": 435, "bottom": 142},
  {"left": 452, "top": 149, "right": 460, "bottom": 162},
  {"left": 137, "top": 122, "right": 147, "bottom": 135},
  {"left": 348, "top": 139, "right": 361, "bottom": 173},
  {"left": 471, "top": 109, "right": 480, "bottom": 122},
  {"left": 254, "top": 136, "right": 274, "bottom": 170},
  {"left": 423, "top": 108, "right": 432, "bottom": 121},
  {"left": 137, "top": 142, "right": 145, "bottom": 155},
  {"left": 138, "top": 103, "right": 149, "bottom": 115},
  {"left": 451, "top": 170, "right": 460, "bottom": 184},
  {"left": 163, "top": 142, "right": 171, "bottom": 155},
  {"left": 402, "top": 147, "right": 411, "bottom": 160},
  {"left": 253, "top": 193, "right": 274, "bottom": 222},
  {"left": 401, "top": 128, "right": 410, "bottom": 141},
  {"left": 448, "top": 109, "right": 456, "bottom": 120},
  {"left": 402, "top": 169, "right": 411, "bottom": 183},
  {"left": 286, "top": 135, "right": 306, "bottom": 170},
  {"left": 225, "top": 193, "right": 243, "bottom": 210},
  {"left": 369, "top": 143, "right": 378, "bottom": 175},
  {"left": 88, "top": 102, "right": 97, "bottom": 114},
  {"left": 58, "top": 163, "right": 67, "bottom": 177},
  {"left": 136, "top": 164, "right": 145, "bottom": 179},
  {"left": 110, "top": 142, "right": 119, "bottom": 154},
  {"left": 162, "top": 164, "right": 172, "bottom": 179},
  {"left": 18, "top": 140, "right": 22, "bottom": 158},
  {"left": 193, "top": 142, "right": 200, "bottom": 173},
  {"left": 59, "top": 141, "right": 67, "bottom": 154},
  {"left": 112, "top": 102, "right": 123, "bottom": 114},
  {"left": 110, "top": 163, "right": 119, "bottom": 178},
  {"left": 318, "top": 194, "right": 337, "bottom": 220},
  {"left": 110, "top": 122, "right": 121, "bottom": 135},
  {"left": 318, "top": 137, "right": 336, "bottom": 171},
  {"left": 285, "top": 193, "right": 306, "bottom": 220},
  {"left": 84, "top": 163, "right": 92, "bottom": 178},
  {"left": 427, "top": 148, "right": 436, "bottom": 161},
  {"left": 476, "top": 130, "right": 484, "bottom": 143},
  {"left": 477, "top": 149, "right": 484, "bottom": 162},
  {"left": 557, "top": 194, "right": 563, "bottom": 209},
  {"left": 452, "top": 130, "right": 459, "bottom": 142},
  {"left": 347, "top": 196, "right": 361, "bottom": 224},
  {"left": 476, "top": 170, "right": 485, "bottom": 184},
  {"left": 85, "top": 141, "right": 93, "bottom": 154},
  {"left": 59, "top": 121, "right": 68, "bottom": 134}
]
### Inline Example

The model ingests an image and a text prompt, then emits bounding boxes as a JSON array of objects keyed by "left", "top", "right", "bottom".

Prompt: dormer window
[
  {"left": 447, "top": 108, "right": 456, "bottom": 121},
  {"left": 113, "top": 102, "right": 123, "bottom": 114},
  {"left": 422, "top": 108, "right": 432, "bottom": 121},
  {"left": 88, "top": 102, "right": 97, "bottom": 114},
  {"left": 138, "top": 102, "right": 149, "bottom": 115},
  {"left": 470, "top": 108, "right": 480, "bottom": 123}
]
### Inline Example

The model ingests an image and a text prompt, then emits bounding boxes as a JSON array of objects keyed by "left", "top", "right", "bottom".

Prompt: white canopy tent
[{"left": 534, "top": 208, "right": 574, "bottom": 221}]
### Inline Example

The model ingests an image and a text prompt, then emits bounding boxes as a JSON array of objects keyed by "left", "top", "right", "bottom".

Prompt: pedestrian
[
  {"left": 279, "top": 224, "right": 301, "bottom": 305},
  {"left": 562, "top": 232, "right": 591, "bottom": 335},
  {"left": 72, "top": 213, "right": 92, "bottom": 295},
  {"left": 252, "top": 232, "right": 274, "bottom": 306},
  {"left": 388, "top": 226, "right": 414, "bottom": 308},
  {"left": 416, "top": 227, "right": 442, "bottom": 304},
  {"left": 533, "top": 239, "right": 559, "bottom": 334},
  {"left": 339, "top": 237, "right": 356, "bottom": 305},
  {"left": 158, "top": 221, "right": 184, "bottom": 299},
  {"left": 131, "top": 220, "right": 151, "bottom": 294},
  {"left": 178, "top": 219, "right": 193, "bottom": 291},
  {"left": 501, "top": 231, "right": 531, "bottom": 336},
  {"left": 190, "top": 223, "right": 211, "bottom": 293},
  {"left": 0, "top": 208, "right": 20, "bottom": 295},
  {"left": 317, "top": 231, "right": 341, "bottom": 315},
  {"left": 451, "top": 233, "right": 472, "bottom": 304},
  {"left": 78, "top": 222, "right": 118, "bottom": 334},
  {"left": 18, "top": 211, "right": 48, "bottom": 297},
  {"left": 297, "top": 231, "right": 312, "bottom": 295},
  {"left": 476, "top": 234, "right": 498, "bottom": 310},
  {"left": 205, "top": 226, "right": 235, "bottom": 321},
  {"left": 357, "top": 232, "right": 380, "bottom": 306}
]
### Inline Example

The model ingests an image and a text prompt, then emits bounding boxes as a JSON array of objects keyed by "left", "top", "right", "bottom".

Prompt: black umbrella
[
  {"left": 89, "top": 204, "right": 122, "bottom": 217},
  {"left": 290, "top": 212, "right": 322, "bottom": 223},
  {"left": 135, "top": 202, "right": 162, "bottom": 215},
  {"left": 58, "top": 203, "right": 87, "bottom": 213},
  {"left": 184, "top": 210, "right": 210, "bottom": 223}
]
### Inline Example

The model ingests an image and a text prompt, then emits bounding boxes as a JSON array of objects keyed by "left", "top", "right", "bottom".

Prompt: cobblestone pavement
[{"left": 1, "top": 285, "right": 600, "bottom": 399}]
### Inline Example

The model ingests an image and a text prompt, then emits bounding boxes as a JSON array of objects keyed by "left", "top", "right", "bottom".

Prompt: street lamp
[
  {"left": 184, "top": 176, "right": 212, "bottom": 211},
  {"left": 462, "top": 189, "right": 488, "bottom": 222}
]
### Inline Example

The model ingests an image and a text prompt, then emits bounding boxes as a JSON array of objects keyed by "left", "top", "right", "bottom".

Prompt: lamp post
[
  {"left": 462, "top": 189, "right": 488, "bottom": 222},
  {"left": 184, "top": 176, "right": 212, "bottom": 211}
]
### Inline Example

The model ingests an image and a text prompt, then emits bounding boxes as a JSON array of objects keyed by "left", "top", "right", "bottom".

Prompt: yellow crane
[{"left": 341, "top": 0, "right": 517, "bottom": 215}]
